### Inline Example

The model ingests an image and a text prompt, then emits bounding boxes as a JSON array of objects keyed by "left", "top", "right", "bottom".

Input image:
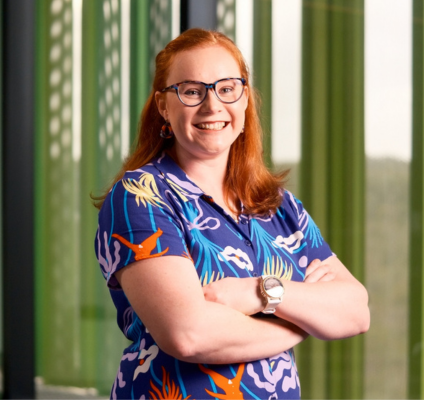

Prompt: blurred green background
[{"left": 2, "top": 0, "right": 422, "bottom": 399}]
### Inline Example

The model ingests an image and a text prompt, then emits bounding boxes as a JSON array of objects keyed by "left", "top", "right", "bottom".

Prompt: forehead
[{"left": 166, "top": 45, "right": 241, "bottom": 84}]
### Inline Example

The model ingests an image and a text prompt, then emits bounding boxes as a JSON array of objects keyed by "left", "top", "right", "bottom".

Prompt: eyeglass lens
[{"left": 177, "top": 79, "right": 244, "bottom": 106}]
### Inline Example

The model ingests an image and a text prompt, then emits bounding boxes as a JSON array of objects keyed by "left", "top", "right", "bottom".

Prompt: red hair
[{"left": 94, "top": 28, "right": 287, "bottom": 215}]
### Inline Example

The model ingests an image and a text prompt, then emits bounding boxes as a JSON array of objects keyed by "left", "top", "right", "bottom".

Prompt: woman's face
[{"left": 156, "top": 45, "right": 248, "bottom": 163}]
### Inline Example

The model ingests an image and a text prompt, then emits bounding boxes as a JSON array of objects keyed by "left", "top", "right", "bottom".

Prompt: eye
[
  {"left": 179, "top": 83, "right": 204, "bottom": 98},
  {"left": 183, "top": 89, "right": 201, "bottom": 96},
  {"left": 220, "top": 86, "right": 234, "bottom": 94}
]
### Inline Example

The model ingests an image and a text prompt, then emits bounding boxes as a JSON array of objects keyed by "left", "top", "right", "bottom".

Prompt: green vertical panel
[
  {"left": 299, "top": 1, "right": 365, "bottom": 399},
  {"left": 34, "top": 0, "right": 81, "bottom": 386},
  {"left": 130, "top": 0, "right": 171, "bottom": 144},
  {"left": 297, "top": 2, "right": 330, "bottom": 399},
  {"left": 299, "top": 0, "right": 330, "bottom": 227},
  {"left": 80, "top": 0, "right": 129, "bottom": 394},
  {"left": 326, "top": 2, "right": 345, "bottom": 397},
  {"left": 409, "top": 2, "right": 424, "bottom": 398},
  {"left": 217, "top": 0, "right": 236, "bottom": 41},
  {"left": 326, "top": 1, "right": 365, "bottom": 399},
  {"left": 253, "top": 0, "right": 272, "bottom": 168},
  {"left": 35, "top": 0, "right": 49, "bottom": 380},
  {"left": 148, "top": 0, "right": 172, "bottom": 80},
  {"left": 346, "top": 2, "right": 365, "bottom": 397},
  {"left": 79, "top": 0, "right": 100, "bottom": 388},
  {"left": 130, "top": 0, "right": 150, "bottom": 142}
]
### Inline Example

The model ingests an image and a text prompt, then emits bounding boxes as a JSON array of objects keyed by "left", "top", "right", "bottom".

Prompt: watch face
[{"left": 264, "top": 277, "right": 284, "bottom": 298}]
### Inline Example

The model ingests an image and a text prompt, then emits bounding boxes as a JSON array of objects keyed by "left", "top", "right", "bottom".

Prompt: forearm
[
  {"left": 116, "top": 256, "right": 308, "bottom": 365},
  {"left": 276, "top": 279, "right": 369, "bottom": 340},
  {"left": 202, "top": 256, "right": 370, "bottom": 341},
  {"left": 158, "top": 300, "right": 307, "bottom": 364}
]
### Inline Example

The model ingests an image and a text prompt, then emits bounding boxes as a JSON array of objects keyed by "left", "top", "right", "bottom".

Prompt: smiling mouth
[{"left": 195, "top": 122, "right": 228, "bottom": 131}]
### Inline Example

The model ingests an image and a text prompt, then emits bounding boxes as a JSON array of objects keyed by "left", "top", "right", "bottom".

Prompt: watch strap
[
  {"left": 260, "top": 275, "right": 284, "bottom": 314},
  {"left": 262, "top": 297, "right": 281, "bottom": 314}
]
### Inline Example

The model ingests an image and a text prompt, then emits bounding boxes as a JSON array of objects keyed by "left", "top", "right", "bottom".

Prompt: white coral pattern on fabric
[
  {"left": 133, "top": 339, "right": 159, "bottom": 380},
  {"left": 246, "top": 350, "right": 299, "bottom": 395},
  {"left": 272, "top": 231, "right": 304, "bottom": 254},
  {"left": 218, "top": 246, "right": 254, "bottom": 271},
  {"left": 97, "top": 229, "right": 121, "bottom": 280}
]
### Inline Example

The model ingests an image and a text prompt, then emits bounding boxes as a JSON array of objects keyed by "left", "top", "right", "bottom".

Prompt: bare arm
[
  {"left": 277, "top": 256, "right": 370, "bottom": 339},
  {"left": 203, "top": 256, "right": 370, "bottom": 341},
  {"left": 115, "top": 255, "right": 308, "bottom": 364}
]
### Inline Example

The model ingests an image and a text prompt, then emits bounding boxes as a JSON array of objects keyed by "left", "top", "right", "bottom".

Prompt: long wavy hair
[{"left": 94, "top": 28, "right": 287, "bottom": 215}]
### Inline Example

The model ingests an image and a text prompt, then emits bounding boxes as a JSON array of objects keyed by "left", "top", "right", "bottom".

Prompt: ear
[
  {"left": 155, "top": 91, "right": 168, "bottom": 120},
  {"left": 243, "top": 87, "right": 249, "bottom": 111}
]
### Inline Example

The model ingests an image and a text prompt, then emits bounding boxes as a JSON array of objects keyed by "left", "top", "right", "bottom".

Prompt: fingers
[
  {"left": 202, "top": 284, "right": 218, "bottom": 303},
  {"left": 304, "top": 265, "right": 330, "bottom": 283},
  {"left": 304, "top": 259, "right": 336, "bottom": 283},
  {"left": 304, "top": 259, "right": 322, "bottom": 277}
]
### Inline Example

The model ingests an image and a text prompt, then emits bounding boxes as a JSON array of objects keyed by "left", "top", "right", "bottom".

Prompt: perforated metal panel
[
  {"left": 31, "top": 0, "right": 216, "bottom": 393},
  {"left": 98, "top": 0, "right": 122, "bottom": 172},
  {"left": 217, "top": 0, "right": 236, "bottom": 40},
  {"left": 36, "top": 0, "right": 81, "bottom": 385},
  {"left": 47, "top": 0, "right": 76, "bottom": 376},
  {"left": 78, "top": 0, "right": 129, "bottom": 392},
  {"left": 149, "top": 0, "right": 172, "bottom": 79}
]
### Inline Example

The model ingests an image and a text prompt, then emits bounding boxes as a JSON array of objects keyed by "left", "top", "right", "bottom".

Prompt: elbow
[
  {"left": 351, "top": 306, "right": 370, "bottom": 336},
  {"left": 157, "top": 330, "right": 202, "bottom": 362},
  {"left": 341, "top": 281, "right": 370, "bottom": 337},
  {"left": 361, "top": 315, "right": 370, "bottom": 334},
  {"left": 356, "top": 284, "right": 371, "bottom": 334},
  {"left": 346, "top": 285, "right": 371, "bottom": 337},
  {"left": 319, "top": 310, "right": 370, "bottom": 341},
  {"left": 357, "top": 299, "right": 371, "bottom": 335},
  {"left": 321, "top": 285, "right": 370, "bottom": 340}
]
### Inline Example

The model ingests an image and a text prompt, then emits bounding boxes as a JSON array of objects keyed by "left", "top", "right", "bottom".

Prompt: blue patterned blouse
[{"left": 95, "top": 152, "right": 333, "bottom": 400}]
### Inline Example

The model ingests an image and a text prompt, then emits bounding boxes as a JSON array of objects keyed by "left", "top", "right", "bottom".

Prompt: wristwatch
[{"left": 260, "top": 275, "right": 285, "bottom": 314}]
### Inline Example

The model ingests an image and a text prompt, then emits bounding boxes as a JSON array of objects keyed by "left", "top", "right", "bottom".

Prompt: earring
[
  {"left": 241, "top": 125, "right": 245, "bottom": 134},
  {"left": 160, "top": 121, "right": 174, "bottom": 139}
]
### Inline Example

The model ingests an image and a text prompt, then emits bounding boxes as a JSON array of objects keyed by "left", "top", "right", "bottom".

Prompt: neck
[{"left": 169, "top": 147, "right": 228, "bottom": 193}]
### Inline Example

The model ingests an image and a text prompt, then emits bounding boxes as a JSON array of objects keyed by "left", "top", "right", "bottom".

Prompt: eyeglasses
[{"left": 161, "top": 77, "right": 246, "bottom": 107}]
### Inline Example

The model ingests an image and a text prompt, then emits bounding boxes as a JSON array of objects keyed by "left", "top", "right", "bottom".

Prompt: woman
[{"left": 95, "top": 28, "right": 369, "bottom": 399}]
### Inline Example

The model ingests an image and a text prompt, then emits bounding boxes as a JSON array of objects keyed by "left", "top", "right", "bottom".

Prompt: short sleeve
[
  {"left": 283, "top": 190, "right": 334, "bottom": 263},
  {"left": 95, "top": 172, "right": 191, "bottom": 289}
]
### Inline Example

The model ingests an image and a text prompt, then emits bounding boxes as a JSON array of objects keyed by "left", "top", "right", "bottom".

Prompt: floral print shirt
[{"left": 95, "top": 152, "right": 333, "bottom": 400}]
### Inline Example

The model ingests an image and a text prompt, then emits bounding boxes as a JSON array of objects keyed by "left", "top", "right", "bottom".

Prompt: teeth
[{"left": 197, "top": 122, "right": 226, "bottom": 130}]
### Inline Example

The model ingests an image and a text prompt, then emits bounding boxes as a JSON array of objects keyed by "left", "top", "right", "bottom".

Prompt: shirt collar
[{"left": 151, "top": 152, "right": 247, "bottom": 218}]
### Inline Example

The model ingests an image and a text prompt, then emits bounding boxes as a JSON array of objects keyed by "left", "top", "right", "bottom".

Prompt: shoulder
[
  {"left": 278, "top": 190, "right": 305, "bottom": 222},
  {"left": 101, "top": 164, "right": 170, "bottom": 212},
  {"left": 96, "top": 163, "right": 191, "bottom": 289}
]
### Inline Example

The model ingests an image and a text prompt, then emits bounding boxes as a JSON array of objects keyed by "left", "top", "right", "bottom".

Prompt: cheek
[
  {"left": 233, "top": 107, "right": 247, "bottom": 125},
  {"left": 169, "top": 111, "right": 190, "bottom": 129}
]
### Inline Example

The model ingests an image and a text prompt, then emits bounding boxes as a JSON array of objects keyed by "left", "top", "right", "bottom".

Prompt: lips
[{"left": 195, "top": 122, "right": 227, "bottom": 131}]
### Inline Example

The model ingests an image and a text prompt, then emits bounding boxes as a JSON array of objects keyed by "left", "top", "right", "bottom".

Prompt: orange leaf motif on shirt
[
  {"left": 149, "top": 367, "right": 192, "bottom": 400},
  {"left": 198, "top": 363, "right": 245, "bottom": 400},
  {"left": 112, "top": 228, "right": 169, "bottom": 261}
]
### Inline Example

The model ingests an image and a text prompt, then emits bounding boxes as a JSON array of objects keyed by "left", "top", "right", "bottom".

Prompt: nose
[{"left": 199, "top": 87, "right": 222, "bottom": 113}]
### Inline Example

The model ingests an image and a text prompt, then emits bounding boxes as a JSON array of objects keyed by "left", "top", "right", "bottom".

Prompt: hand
[
  {"left": 202, "top": 277, "right": 264, "bottom": 315},
  {"left": 304, "top": 258, "right": 337, "bottom": 283}
]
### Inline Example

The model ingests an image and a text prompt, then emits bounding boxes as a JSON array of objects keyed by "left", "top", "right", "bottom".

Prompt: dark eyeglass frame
[{"left": 160, "top": 77, "right": 247, "bottom": 107}]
